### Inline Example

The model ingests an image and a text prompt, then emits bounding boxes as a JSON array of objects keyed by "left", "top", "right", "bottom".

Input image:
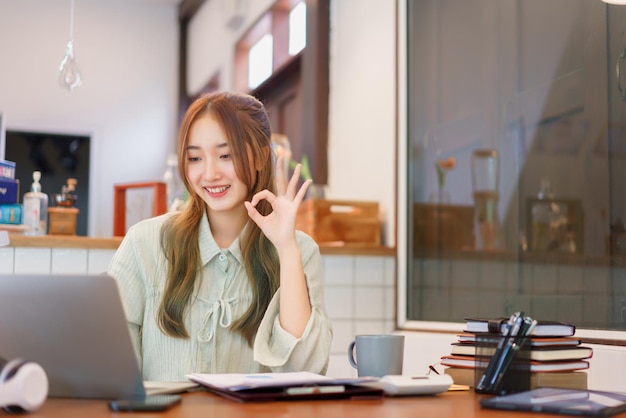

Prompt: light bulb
[{"left": 58, "top": 41, "right": 82, "bottom": 91}]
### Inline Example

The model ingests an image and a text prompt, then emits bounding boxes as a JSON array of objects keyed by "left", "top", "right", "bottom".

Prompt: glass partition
[{"left": 401, "top": 0, "right": 626, "bottom": 334}]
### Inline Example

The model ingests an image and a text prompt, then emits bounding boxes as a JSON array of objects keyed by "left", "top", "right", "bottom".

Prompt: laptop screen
[{"left": 0, "top": 274, "right": 145, "bottom": 399}]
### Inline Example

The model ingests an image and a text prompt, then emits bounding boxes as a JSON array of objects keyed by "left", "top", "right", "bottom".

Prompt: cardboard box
[
  {"left": 296, "top": 199, "right": 380, "bottom": 246},
  {"left": 0, "top": 204, "right": 22, "bottom": 224},
  {"left": 0, "top": 178, "right": 19, "bottom": 204},
  {"left": 0, "top": 160, "right": 16, "bottom": 180}
]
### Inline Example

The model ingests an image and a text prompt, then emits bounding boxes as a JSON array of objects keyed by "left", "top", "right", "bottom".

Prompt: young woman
[{"left": 108, "top": 91, "right": 332, "bottom": 382}]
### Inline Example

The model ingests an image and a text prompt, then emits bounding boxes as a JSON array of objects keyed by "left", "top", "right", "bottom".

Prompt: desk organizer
[{"left": 474, "top": 334, "right": 531, "bottom": 396}]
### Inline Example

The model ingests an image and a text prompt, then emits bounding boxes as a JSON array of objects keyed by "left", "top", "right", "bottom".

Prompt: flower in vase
[{"left": 435, "top": 157, "right": 456, "bottom": 201}]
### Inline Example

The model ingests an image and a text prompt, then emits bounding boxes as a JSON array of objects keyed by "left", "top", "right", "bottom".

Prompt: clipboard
[
  {"left": 197, "top": 383, "right": 384, "bottom": 402},
  {"left": 186, "top": 372, "right": 384, "bottom": 403},
  {"left": 480, "top": 388, "right": 626, "bottom": 417}
]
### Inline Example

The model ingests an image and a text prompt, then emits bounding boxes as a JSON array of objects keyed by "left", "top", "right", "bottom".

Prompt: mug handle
[{"left": 347, "top": 341, "right": 358, "bottom": 369}]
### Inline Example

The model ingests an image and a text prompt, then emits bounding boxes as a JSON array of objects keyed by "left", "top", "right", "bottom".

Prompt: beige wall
[{"left": 0, "top": 0, "right": 179, "bottom": 237}]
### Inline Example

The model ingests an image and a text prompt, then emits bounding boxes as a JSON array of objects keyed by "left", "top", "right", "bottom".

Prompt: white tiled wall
[
  {"left": 325, "top": 254, "right": 626, "bottom": 391},
  {"left": 2, "top": 245, "right": 396, "bottom": 379},
  {"left": 5, "top": 246, "right": 626, "bottom": 390},
  {"left": 323, "top": 255, "right": 396, "bottom": 378},
  {"left": 0, "top": 247, "right": 117, "bottom": 275}
]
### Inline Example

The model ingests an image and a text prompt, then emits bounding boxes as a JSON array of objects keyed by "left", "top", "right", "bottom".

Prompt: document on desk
[
  {"left": 186, "top": 372, "right": 383, "bottom": 402},
  {"left": 187, "top": 371, "right": 333, "bottom": 391}
]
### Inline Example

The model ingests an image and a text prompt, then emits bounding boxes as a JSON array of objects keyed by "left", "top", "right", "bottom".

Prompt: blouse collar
[{"left": 198, "top": 209, "right": 245, "bottom": 266}]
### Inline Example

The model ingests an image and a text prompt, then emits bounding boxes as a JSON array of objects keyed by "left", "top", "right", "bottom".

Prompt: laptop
[{"left": 0, "top": 273, "right": 196, "bottom": 399}]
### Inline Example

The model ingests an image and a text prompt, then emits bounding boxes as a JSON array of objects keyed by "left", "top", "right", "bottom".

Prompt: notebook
[{"left": 0, "top": 273, "right": 196, "bottom": 399}]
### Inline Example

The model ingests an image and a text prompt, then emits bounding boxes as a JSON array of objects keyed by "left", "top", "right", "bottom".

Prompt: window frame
[
  {"left": 234, "top": 0, "right": 329, "bottom": 184},
  {"left": 395, "top": 0, "right": 626, "bottom": 346},
  {"left": 234, "top": 0, "right": 303, "bottom": 93}
]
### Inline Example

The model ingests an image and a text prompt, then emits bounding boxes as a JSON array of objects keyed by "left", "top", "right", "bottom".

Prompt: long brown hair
[{"left": 157, "top": 91, "right": 279, "bottom": 346}]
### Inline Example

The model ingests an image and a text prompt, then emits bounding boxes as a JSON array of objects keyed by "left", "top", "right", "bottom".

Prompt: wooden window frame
[
  {"left": 177, "top": 0, "right": 328, "bottom": 183},
  {"left": 235, "top": 0, "right": 329, "bottom": 184}
]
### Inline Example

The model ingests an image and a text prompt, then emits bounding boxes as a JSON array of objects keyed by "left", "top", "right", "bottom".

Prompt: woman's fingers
[
  {"left": 295, "top": 179, "right": 312, "bottom": 204},
  {"left": 285, "top": 163, "right": 302, "bottom": 197},
  {"left": 244, "top": 201, "right": 263, "bottom": 224},
  {"left": 249, "top": 189, "right": 276, "bottom": 207},
  {"left": 275, "top": 156, "right": 286, "bottom": 193}
]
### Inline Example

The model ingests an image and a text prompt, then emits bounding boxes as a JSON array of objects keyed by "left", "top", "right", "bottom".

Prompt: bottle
[
  {"left": 163, "top": 153, "right": 184, "bottom": 211},
  {"left": 531, "top": 179, "right": 554, "bottom": 252},
  {"left": 471, "top": 149, "right": 501, "bottom": 250},
  {"left": 23, "top": 171, "right": 49, "bottom": 235}
]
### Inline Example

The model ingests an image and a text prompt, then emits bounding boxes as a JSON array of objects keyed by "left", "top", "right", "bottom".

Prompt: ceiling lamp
[
  {"left": 603, "top": 0, "right": 626, "bottom": 4},
  {"left": 58, "top": 0, "right": 82, "bottom": 91}
]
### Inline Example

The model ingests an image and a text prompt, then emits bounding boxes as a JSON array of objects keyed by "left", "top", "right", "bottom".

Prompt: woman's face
[{"left": 185, "top": 113, "right": 249, "bottom": 220}]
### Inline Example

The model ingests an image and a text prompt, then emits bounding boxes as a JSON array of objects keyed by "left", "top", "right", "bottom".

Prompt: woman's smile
[{"left": 206, "top": 185, "right": 231, "bottom": 197}]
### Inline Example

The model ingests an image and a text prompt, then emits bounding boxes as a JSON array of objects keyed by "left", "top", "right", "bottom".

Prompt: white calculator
[{"left": 366, "top": 374, "right": 453, "bottom": 396}]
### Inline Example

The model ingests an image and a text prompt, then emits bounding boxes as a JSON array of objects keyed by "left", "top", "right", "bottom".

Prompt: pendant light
[
  {"left": 602, "top": 0, "right": 626, "bottom": 4},
  {"left": 58, "top": 0, "right": 82, "bottom": 91}
]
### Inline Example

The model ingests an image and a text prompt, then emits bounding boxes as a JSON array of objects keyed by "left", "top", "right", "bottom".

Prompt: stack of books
[{"left": 441, "top": 317, "right": 591, "bottom": 390}]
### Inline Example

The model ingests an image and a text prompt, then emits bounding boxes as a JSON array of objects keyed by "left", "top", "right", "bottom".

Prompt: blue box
[
  {"left": 0, "top": 204, "right": 22, "bottom": 224},
  {"left": 0, "top": 160, "right": 16, "bottom": 180},
  {"left": 0, "top": 178, "right": 19, "bottom": 204}
]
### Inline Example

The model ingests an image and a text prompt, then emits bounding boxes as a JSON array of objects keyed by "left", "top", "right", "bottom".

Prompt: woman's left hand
[{"left": 244, "top": 156, "right": 312, "bottom": 248}]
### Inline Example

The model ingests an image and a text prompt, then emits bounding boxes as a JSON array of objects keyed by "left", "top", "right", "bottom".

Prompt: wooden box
[
  {"left": 48, "top": 207, "right": 79, "bottom": 235},
  {"left": 296, "top": 199, "right": 380, "bottom": 246},
  {"left": 413, "top": 203, "right": 474, "bottom": 251}
]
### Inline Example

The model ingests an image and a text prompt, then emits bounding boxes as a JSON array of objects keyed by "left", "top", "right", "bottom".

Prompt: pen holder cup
[{"left": 474, "top": 334, "right": 531, "bottom": 395}]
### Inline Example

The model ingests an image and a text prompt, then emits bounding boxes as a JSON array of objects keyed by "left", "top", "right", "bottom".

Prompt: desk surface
[{"left": 14, "top": 389, "right": 626, "bottom": 418}]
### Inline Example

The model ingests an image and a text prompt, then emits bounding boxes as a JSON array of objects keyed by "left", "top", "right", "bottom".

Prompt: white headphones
[{"left": 0, "top": 358, "right": 48, "bottom": 413}]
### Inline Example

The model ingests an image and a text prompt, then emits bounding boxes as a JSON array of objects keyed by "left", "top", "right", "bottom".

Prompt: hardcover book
[
  {"left": 464, "top": 317, "right": 575, "bottom": 337},
  {"left": 444, "top": 367, "right": 588, "bottom": 390},
  {"left": 450, "top": 342, "right": 593, "bottom": 362},
  {"left": 456, "top": 333, "right": 581, "bottom": 347},
  {"left": 440, "top": 355, "right": 590, "bottom": 372}
]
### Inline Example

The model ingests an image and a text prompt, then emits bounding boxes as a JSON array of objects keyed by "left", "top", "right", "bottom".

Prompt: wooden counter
[
  {"left": 7, "top": 234, "right": 123, "bottom": 250},
  {"left": 21, "top": 389, "right": 626, "bottom": 418},
  {"left": 5, "top": 234, "right": 396, "bottom": 256}
]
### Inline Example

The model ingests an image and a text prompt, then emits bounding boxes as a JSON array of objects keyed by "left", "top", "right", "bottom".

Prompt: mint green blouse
[{"left": 107, "top": 212, "right": 332, "bottom": 382}]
